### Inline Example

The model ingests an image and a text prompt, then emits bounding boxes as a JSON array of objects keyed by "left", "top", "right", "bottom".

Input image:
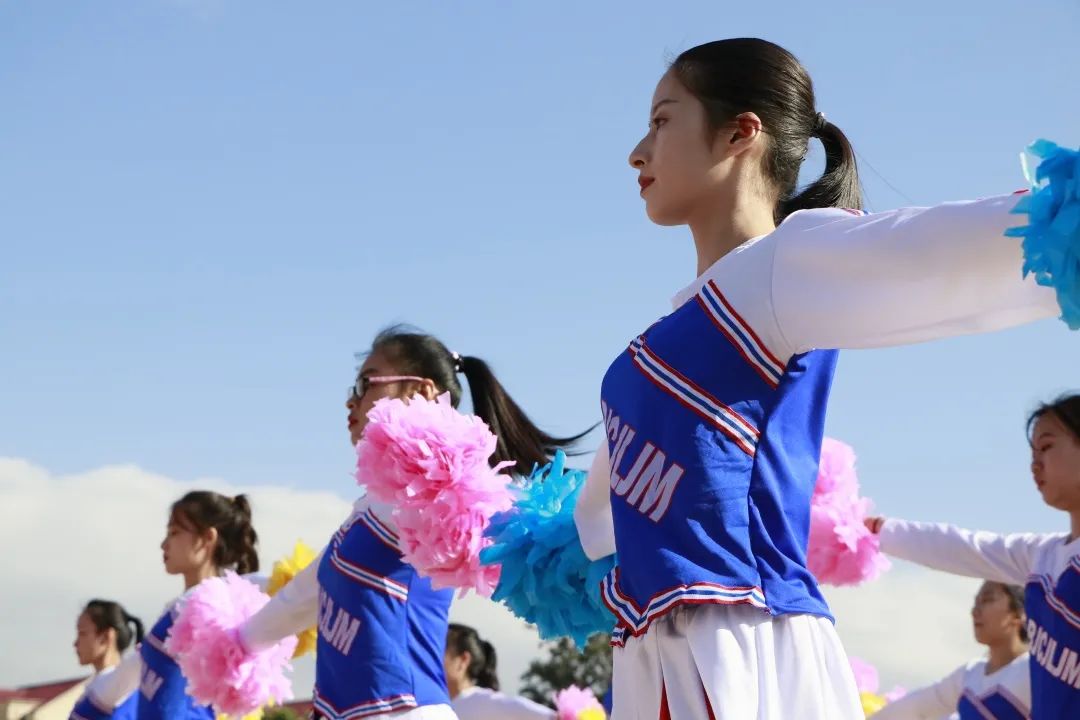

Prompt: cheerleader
[
  {"left": 444, "top": 623, "right": 556, "bottom": 720},
  {"left": 570, "top": 38, "right": 1070, "bottom": 719},
  {"left": 69, "top": 600, "right": 144, "bottom": 720},
  {"left": 867, "top": 394, "right": 1080, "bottom": 719},
  {"left": 238, "top": 327, "right": 587, "bottom": 720},
  {"left": 871, "top": 582, "right": 1030, "bottom": 719},
  {"left": 87, "top": 490, "right": 261, "bottom": 720}
]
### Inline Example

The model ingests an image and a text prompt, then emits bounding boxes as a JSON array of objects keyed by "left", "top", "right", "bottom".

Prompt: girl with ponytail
[
  {"left": 69, "top": 599, "right": 144, "bottom": 720},
  {"left": 232, "top": 327, "right": 586, "bottom": 720},
  {"left": 867, "top": 394, "right": 1080, "bottom": 718},
  {"left": 85, "top": 491, "right": 261, "bottom": 720},
  {"left": 444, "top": 623, "right": 555, "bottom": 719},
  {"left": 572, "top": 37, "right": 1072, "bottom": 718}
]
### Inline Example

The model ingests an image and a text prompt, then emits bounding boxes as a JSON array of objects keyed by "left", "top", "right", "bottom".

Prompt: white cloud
[
  {"left": 0, "top": 458, "right": 549, "bottom": 696},
  {"left": 825, "top": 564, "right": 984, "bottom": 691},
  {"left": 1, "top": 456, "right": 988, "bottom": 700}
]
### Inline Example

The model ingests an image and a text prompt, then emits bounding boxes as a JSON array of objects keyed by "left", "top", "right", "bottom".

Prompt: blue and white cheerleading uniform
[
  {"left": 573, "top": 195, "right": 1059, "bottom": 720},
  {"left": 68, "top": 666, "right": 138, "bottom": 720},
  {"left": 881, "top": 520, "right": 1080, "bottom": 719},
  {"left": 243, "top": 498, "right": 457, "bottom": 720},
  {"left": 79, "top": 597, "right": 215, "bottom": 720},
  {"left": 871, "top": 653, "right": 1031, "bottom": 720}
]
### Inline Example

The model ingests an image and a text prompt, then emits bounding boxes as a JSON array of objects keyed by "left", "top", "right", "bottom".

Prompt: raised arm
[
  {"left": 767, "top": 194, "right": 1059, "bottom": 354},
  {"left": 241, "top": 546, "right": 323, "bottom": 652},
  {"left": 871, "top": 517, "right": 1059, "bottom": 585},
  {"left": 869, "top": 663, "right": 965, "bottom": 720}
]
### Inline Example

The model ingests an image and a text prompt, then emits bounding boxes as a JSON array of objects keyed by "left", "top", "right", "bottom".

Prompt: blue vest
[
  {"left": 137, "top": 607, "right": 214, "bottom": 720},
  {"left": 312, "top": 508, "right": 453, "bottom": 719},
  {"left": 599, "top": 281, "right": 837, "bottom": 643},
  {"left": 1025, "top": 556, "right": 1080, "bottom": 719},
  {"left": 69, "top": 690, "right": 137, "bottom": 720}
]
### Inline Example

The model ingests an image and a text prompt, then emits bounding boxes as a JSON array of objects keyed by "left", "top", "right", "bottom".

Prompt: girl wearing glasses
[{"left": 235, "top": 326, "right": 588, "bottom": 720}]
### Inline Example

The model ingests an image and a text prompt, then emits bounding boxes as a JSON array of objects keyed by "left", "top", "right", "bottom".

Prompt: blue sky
[{"left": 1, "top": 0, "right": 1077, "bottom": 649}]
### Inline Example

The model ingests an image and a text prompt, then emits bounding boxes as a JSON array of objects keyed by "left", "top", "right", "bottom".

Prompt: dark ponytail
[
  {"left": 1028, "top": 393, "right": 1080, "bottom": 444},
  {"left": 777, "top": 119, "right": 861, "bottom": 220},
  {"left": 83, "top": 600, "right": 144, "bottom": 652},
  {"left": 170, "top": 491, "right": 260, "bottom": 574},
  {"left": 670, "top": 38, "right": 863, "bottom": 223},
  {"left": 369, "top": 325, "right": 591, "bottom": 475},
  {"left": 446, "top": 623, "right": 500, "bottom": 691}
]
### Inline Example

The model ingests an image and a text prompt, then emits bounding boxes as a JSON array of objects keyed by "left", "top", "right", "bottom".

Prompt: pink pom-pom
[
  {"left": 554, "top": 685, "right": 605, "bottom": 720},
  {"left": 165, "top": 572, "right": 297, "bottom": 717},
  {"left": 355, "top": 393, "right": 516, "bottom": 596},
  {"left": 848, "top": 656, "right": 880, "bottom": 694},
  {"left": 807, "top": 438, "right": 890, "bottom": 586}
]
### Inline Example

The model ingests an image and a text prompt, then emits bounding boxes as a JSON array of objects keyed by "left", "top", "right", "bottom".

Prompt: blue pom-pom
[
  {"left": 481, "top": 451, "right": 616, "bottom": 648},
  {"left": 1005, "top": 139, "right": 1080, "bottom": 330}
]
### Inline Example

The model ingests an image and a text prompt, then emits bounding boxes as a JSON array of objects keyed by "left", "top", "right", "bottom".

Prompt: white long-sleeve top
[
  {"left": 77, "top": 660, "right": 140, "bottom": 714},
  {"left": 575, "top": 195, "right": 1059, "bottom": 561},
  {"left": 870, "top": 654, "right": 1031, "bottom": 720},
  {"left": 450, "top": 687, "right": 556, "bottom": 720},
  {"left": 241, "top": 498, "right": 380, "bottom": 652},
  {"left": 878, "top": 519, "right": 1074, "bottom": 587},
  {"left": 878, "top": 520, "right": 1080, "bottom": 719}
]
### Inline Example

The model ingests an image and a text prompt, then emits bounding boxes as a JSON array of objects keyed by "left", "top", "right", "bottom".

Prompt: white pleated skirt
[{"left": 610, "top": 604, "right": 863, "bottom": 720}]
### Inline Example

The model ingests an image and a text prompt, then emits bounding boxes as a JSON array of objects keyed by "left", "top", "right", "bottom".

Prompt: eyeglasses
[{"left": 347, "top": 375, "right": 427, "bottom": 403}]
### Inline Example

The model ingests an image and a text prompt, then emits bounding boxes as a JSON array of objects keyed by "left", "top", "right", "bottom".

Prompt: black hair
[
  {"left": 670, "top": 38, "right": 863, "bottom": 223},
  {"left": 82, "top": 599, "right": 145, "bottom": 652},
  {"left": 446, "top": 623, "right": 499, "bottom": 691},
  {"left": 367, "top": 325, "right": 591, "bottom": 475},
  {"left": 997, "top": 583, "right": 1029, "bottom": 643},
  {"left": 170, "top": 491, "right": 259, "bottom": 574},
  {"left": 1028, "top": 394, "right": 1080, "bottom": 445}
]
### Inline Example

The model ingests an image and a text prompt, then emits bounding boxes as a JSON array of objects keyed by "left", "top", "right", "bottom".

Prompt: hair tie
[
  {"left": 450, "top": 351, "right": 463, "bottom": 374},
  {"left": 812, "top": 111, "right": 828, "bottom": 136}
]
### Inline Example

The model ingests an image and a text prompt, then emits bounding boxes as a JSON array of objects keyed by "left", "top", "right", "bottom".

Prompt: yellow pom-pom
[
  {"left": 860, "top": 691, "right": 887, "bottom": 717},
  {"left": 268, "top": 540, "right": 318, "bottom": 595},
  {"left": 577, "top": 709, "right": 607, "bottom": 720},
  {"left": 269, "top": 540, "right": 319, "bottom": 658},
  {"left": 217, "top": 705, "right": 271, "bottom": 720}
]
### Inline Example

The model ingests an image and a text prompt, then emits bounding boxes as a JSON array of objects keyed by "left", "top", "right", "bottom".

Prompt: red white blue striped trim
[
  {"left": 86, "top": 691, "right": 114, "bottom": 715},
  {"left": 334, "top": 513, "right": 363, "bottom": 544},
  {"left": 329, "top": 549, "right": 409, "bottom": 602},
  {"left": 313, "top": 688, "right": 417, "bottom": 719},
  {"left": 1030, "top": 573, "right": 1080, "bottom": 631},
  {"left": 142, "top": 631, "right": 174, "bottom": 659},
  {"left": 696, "top": 281, "right": 785, "bottom": 388},
  {"left": 961, "top": 686, "right": 1028, "bottom": 720},
  {"left": 628, "top": 337, "right": 759, "bottom": 456},
  {"left": 358, "top": 508, "right": 401, "bottom": 554},
  {"left": 601, "top": 567, "right": 767, "bottom": 644},
  {"left": 958, "top": 691, "right": 998, "bottom": 720}
]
